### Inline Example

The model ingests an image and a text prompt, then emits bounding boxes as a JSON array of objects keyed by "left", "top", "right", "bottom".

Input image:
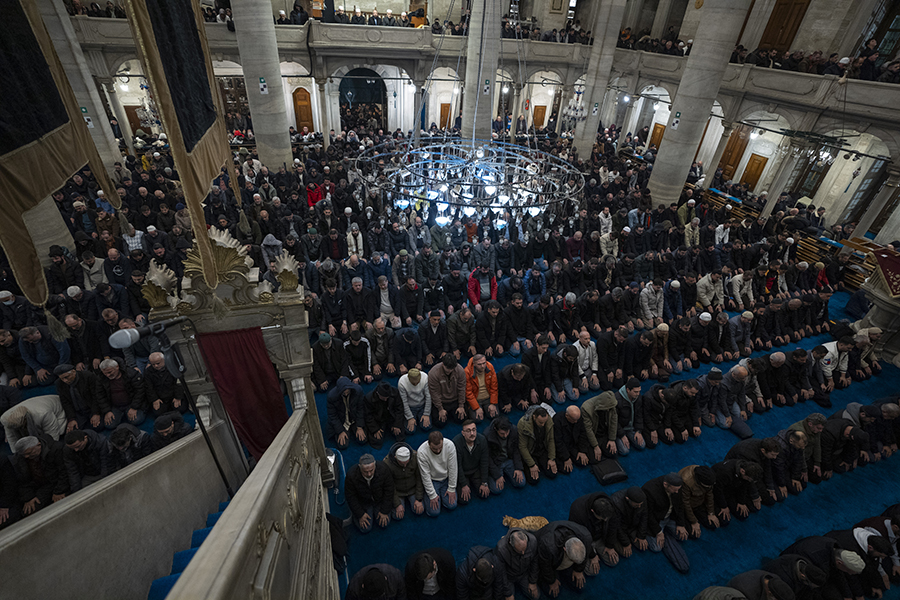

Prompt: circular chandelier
[{"left": 355, "top": 138, "right": 585, "bottom": 225}]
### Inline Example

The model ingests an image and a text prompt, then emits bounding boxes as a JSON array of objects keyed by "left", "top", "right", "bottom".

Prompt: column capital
[{"left": 885, "top": 166, "right": 900, "bottom": 185}]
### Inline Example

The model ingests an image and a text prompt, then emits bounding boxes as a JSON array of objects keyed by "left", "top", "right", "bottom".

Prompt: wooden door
[
  {"left": 533, "top": 105, "right": 547, "bottom": 128},
  {"left": 649, "top": 123, "right": 666, "bottom": 149},
  {"left": 718, "top": 125, "right": 752, "bottom": 181},
  {"left": 740, "top": 153, "right": 769, "bottom": 191},
  {"left": 439, "top": 103, "right": 451, "bottom": 129},
  {"left": 123, "top": 105, "right": 142, "bottom": 134},
  {"left": 758, "top": 0, "right": 811, "bottom": 54},
  {"left": 292, "top": 87, "right": 314, "bottom": 132}
]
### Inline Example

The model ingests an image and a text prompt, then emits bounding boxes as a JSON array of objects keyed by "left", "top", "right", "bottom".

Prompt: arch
[
  {"left": 425, "top": 66, "right": 461, "bottom": 129},
  {"left": 524, "top": 70, "right": 563, "bottom": 129},
  {"left": 810, "top": 122, "right": 898, "bottom": 161},
  {"left": 339, "top": 68, "right": 388, "bottom": 131},
  {"left": 734, "top": 102, "right": 802, "bottom": 132}
]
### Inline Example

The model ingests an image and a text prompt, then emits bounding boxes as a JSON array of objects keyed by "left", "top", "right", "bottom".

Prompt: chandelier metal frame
[{"left": 355, "top": 138, "right": 585, "bottom": 217}]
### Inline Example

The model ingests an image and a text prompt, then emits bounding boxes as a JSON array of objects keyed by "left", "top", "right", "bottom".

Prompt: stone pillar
[
  {"left": 647, "top": 0, "right": 752, "bottom": 206},
  {"left": 574, "top": 0, "right": 627, "bottom": 156},
  {"left": 38, "top": 0, "right": 121, "bottom": 169},
  {"left": 232, "top": 0, "right": 293, "bottom": 168},
  {"left": 623, "top": 0, "right": 645, "bottom": 30},
  {"left": 870, "top": 169, "right": 900, "bottom": 243},
  {"left": 511, "top": 84, "right": 523, "bottom": 126},
  {"left": 650, "top": 0, "right": 674, "bottom": 39},
  {"left": 736, "top": 0, "right": 776, "bottom": 49},
  {"left": 413, "top": 81, "right": 425, "bottom": 145},
  {"left": 760, "top": 141, "right": 807, "bottom": 218},
  {"left": 461, "top": 0, "right": 500, "bottom": 141},
  {"left": 317, "top": 83, "right": 330, "bottom": 150},
  {"left": 101, "top": 78, "right": 135, "bottom": 155}
]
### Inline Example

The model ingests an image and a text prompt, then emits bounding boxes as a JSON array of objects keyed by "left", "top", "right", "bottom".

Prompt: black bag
[{"left": 591, "top": 458, "right": 628, "bottom": 485}]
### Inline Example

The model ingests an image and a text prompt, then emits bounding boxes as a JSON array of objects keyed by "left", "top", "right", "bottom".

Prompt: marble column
[
  {"left": 650, "top": 0, "right": 674, "bottom": 39},
  {"left": 232, "top": 0, "right": 293, "bottom": 168},
  {"left": 760, "top": 141, "right": 807, "bottom": 218},
  {"left": 868, "top": 168, "right": 900, "bottom": 243},
  {"left": 511, "top": 84, "right": 523, "bottom": 127},
  {"left": 101, "top": 78, "right": 134, "bottom": 155},
  {"left": 647, "top": 0, "right": 752, "bottom": 206},
  {"left": 573, "top": 0, "right": 627, "bottom": 156},
  {"left": 461, "top": 0, "right": 500, "bottom": 141},
  {"left": 37, "top": 0, "right": 121, "bottom": 169},
  {"left": 623, "top": 0, "right": 646, "bottom": 30},
  {"left": 317, "top": 82, "right": 330, "bottom": 150}
]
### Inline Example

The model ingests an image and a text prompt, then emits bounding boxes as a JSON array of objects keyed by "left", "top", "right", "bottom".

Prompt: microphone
[{"left": 109, "top": 316, "right": 188, "bottom": 349}]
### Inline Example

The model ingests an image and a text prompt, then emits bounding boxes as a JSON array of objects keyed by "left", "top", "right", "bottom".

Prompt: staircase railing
[{"left": 165, "top": 405, "right": 339, "bottom": 600}]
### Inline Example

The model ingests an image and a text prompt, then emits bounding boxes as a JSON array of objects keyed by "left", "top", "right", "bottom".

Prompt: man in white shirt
[
  {"left": 417, "top": 431, "right": 458, "bottom": 517},
  {"left": 399, "top": 369, "right": 432, "bottom": 434}
]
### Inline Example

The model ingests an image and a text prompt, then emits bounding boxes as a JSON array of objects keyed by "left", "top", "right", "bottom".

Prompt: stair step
[
  {"left": 218, "top": 500, "right": 230, "bottom": 512},
  {"left": 191, "top": 527, "right": 213, "bottom": 548},
  {"left": 171, "top": 548, "right": 199, "bottom": 575},
  {"left": 147, "top": 574, "right": 180, "bottom": 600},
  {"left": 206, "top": 511, "right": 224, "bottom": 527}
]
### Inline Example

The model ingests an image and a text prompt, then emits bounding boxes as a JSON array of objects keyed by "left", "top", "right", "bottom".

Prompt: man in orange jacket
[{"left": 464, "top": 354, "right": 500, "bottom": 422}]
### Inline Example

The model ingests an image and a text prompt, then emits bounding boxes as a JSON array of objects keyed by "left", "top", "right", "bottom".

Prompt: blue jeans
[
  {"left": 550, "top": 379, "right": 578, "bottom": 403},
  {"left": 715, "top": 403, "right": 753, "bottom": 439},
  {"left": 107, "top": 407, "right": 146, "bottom": 429},
  {"left": 405, "top": 403, "right": 432, "bottom": 433},
  {"left": 354, "top": 507, "right": 389, "bottom": 533},
  {"left": 392, "top": 494, "right": 424, "bottom": 520},
  {"left": 488, "top": 459, "right": 527, "bottom": 494},
  {"left": 425, "top": 479, "right": 458, "bottom": 517},
  {"left": 508, "top": 337, "right": 529, "bottom": 357},
  {"left": 616, "top": 430, "right": 647, "bottom": 456}
]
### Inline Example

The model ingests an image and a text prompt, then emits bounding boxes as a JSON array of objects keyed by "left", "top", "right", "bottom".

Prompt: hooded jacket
[
  {"left": 325, "top": 377, "right": 364, "bottom": 439},
  {"left": 582, "top": 391, "right": 619, "bottom": 448}
]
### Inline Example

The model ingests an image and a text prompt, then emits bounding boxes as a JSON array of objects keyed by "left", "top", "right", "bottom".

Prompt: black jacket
[
  {"left": 63, "top": 430, "right": 109, "bottom": 491},
  {"left": 418, "top": 321, "right": 449, "bottom": 356},
  {"left": 642, "top": 474, "right": 688, "bottom": 533},
  {"left": 495, "top": 528, "right": 538, "bottom": 584},
  {"left": 66, "top": 319, "right": 111, "bottom": 367},
  {"left": 363, "top": 387, "right": 404, "bottom": 435},
  {"left": 345, "top": 460, "right": 394, "bottom": 519},
  {"left": 552, "top": 410, "right": 592, "bottom": 463},
  {"left": 475, "top": 311, "right": 512, "bottom": 351},
  {"left": 485, "top": 417, "right": 524, "bottom": 478},
  {"left": 453, "top": 432, "right": 490, "bottom": 487},
  {"left": 144, "top": 364, "right": 186, "bottom": 405},
  {"left": 405, "top": 547, "right": 456, "bottom": 600},
  {"left": 610, "top": 487, "right": 650, "bottom": 544},
  {"left": 55, "top": 369, "right": 106, "bottom": 418},
  {"left": 325, "top": 377, "right": 365, "bottom": 439},
  {"left": 522, "top": 346, "right": 553, "bottom": 392},
  {"left": 712, "top": 459, "right": 759, "bottom": 508},
  {"left": 497, "top": 364, "right": 535, "bottom": 404},
  {"left": 536, "top": 521, "right": 596, "bottom": 584},
  {"left": 97, "top": 361, "right": 148, "bottom": 412},
  {"left": 150, "top": 412, "right": 194, "bottom": 450},
  {"left": 569, "top": 492, "right": 622, "bottom": 548},
  {"left": 13, "top": 438, "right": 69, "bottom": 501},
  {"left": 312, "top": 341, "right": 350, "bottom": 386},
  {"left": 725, "top": 439, "right": 775, "bottom": 489},
  {"left": 781, "top": 536, "right": 852, "bottom": 599},
  {"left": 106, "top": 424, "right": 153, "bottom": 473},
  {"left": 456, "top": 545, "right": 510, "bottom": 600},
  {"left": 346, "top": 565, "right": 405, "bottom": 600}
]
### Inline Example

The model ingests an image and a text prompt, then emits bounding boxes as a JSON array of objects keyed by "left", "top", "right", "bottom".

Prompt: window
[{"left": 842, "top": 159, "right": 887, "bottom": 226}]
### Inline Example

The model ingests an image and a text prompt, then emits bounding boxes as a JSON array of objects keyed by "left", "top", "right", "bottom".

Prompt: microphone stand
[{"left": 151, "top": 323, "right": 235, "bottom": 498}]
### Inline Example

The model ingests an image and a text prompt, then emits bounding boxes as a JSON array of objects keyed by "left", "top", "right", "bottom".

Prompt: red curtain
[{"left": 197, "top": 327, "right": 288, "bottom": 460}]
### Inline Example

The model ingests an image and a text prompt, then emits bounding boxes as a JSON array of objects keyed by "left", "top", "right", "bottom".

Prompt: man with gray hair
[
  {"left": 344, "top": 453, "right": 394, "bottom": 533},
  {"left": 536, "top": 520, "right": 598, "bottom": 595},
  {"left": 12, "top": 436, "right": 68, "bottom": 514},
  {"left": 1, "top": 394, "right": 66, "bottom": 451},
  {"left": 98, "top": 358, "right": 147, "bottom": 427},
  {"left": 495, "top": 528, "right": 540, "bottom": 599}
]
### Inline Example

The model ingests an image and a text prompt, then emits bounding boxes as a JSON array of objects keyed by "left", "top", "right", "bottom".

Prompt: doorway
[
  {"left": 292, "top": 88, "right": 314, "bottom": 133},
  {"left": 740, "top": 153, "right": 769, "bottom": 191},
  {"left": 339, "top": 68, "right": 387, "bottom": 132},
  {"left": 440, "top": 103, "right": 451, "bottom": 129},
  {"left": 533, "top": 105, "right": 547, "bottom": 129},
  {"left": 758, "top": 0, "right": 811, "bottom": 53},
  {"left": 649, "top": 123, "right": 666, "bottom": 149},
  {"left": 718, "top": 124, "right": 752, "bottom": 181}
]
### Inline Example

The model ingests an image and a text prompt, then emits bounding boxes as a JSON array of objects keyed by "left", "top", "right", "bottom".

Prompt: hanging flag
[
  {"left": 124, "top": 0, "right": 238, "bottom": 288},
  {"left": 0, "top": 0, "right": 118, "bottom": 307}
]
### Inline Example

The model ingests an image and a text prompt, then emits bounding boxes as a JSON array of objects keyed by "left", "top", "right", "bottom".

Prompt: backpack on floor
[{"left": 591, "top": 458, "right": 628, "bottom": 485}]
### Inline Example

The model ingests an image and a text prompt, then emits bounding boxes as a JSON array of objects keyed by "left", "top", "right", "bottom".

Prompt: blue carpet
[{"left": 318, "top": 291, "right": 900, "bottom": 599}]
